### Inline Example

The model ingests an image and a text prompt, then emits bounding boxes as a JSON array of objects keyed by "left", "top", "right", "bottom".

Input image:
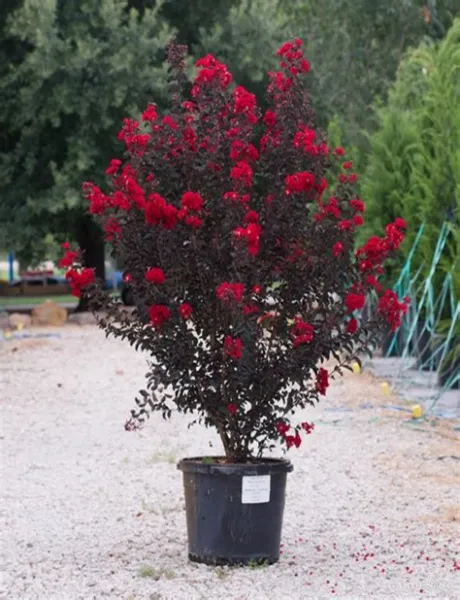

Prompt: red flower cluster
[
  {"left": 350, "top": 198, "right": 365, "bottom": 212},
  {"left": 301, "top": 421, "right": 315, "bottom": 434},
  {"left": 65, "top": 267, "right": 95, "bottom": 297},
  {"left": 230, "top": 161, "right": 253, "bottom": 187},
  {"left": 277, "top": 38, "right": 310, "bottom": 76},
  {"left": 117, "top": 118, "right": 150, "bottom": 154},
  {"left": 233, "top": 222, "right": 262, "bottom": 256},
  {"left": 285, "top": 171, "right": 316, "bottom": 195},
  {"left": 142, "top": 104, "right": 158, "bottom": 122},
  {"left": 230, "top": 140, "right": 259, "bottom": 162},
  {"left": 293, "top": 126, "right": 329, "bottom": 156},
  {"left": 149, "top": 304, "right": 171, "bottom": 329},
  {"left": 333, "top": 242, "right": 344, "bottom": 257},
  {"left": 315, "top": 196, "right": 341, "bottom": 222},
  {"left": 59, "top": 250, "right": 79, "bottom": 268},
  {"left": 346, "top": 318, "right": 359, "bottom": 334},
  {"left": 216, "top": 282, "right": 245, "bottom": 303},
  {"left": 145, "top": 267, "right": 166, "bottom": 284},
  {"left": 178, "top": 302, "right": 193, "bottom": 320},
  {"left": 145, "top": 193, "right": 178, "bottom": 229},
  {"left": 316, "top": 368, "right": 329, "bottom": 395},
  {"left": 377, "top": 290, "right": 410, "bottom": 332},
  {"left": 291, "top": 318, "right": 315, "bottom": 347},
  {"left": 224, "top": 335, "right": 243, "bottom": 360},
  {"left": 104, "top": 217, "right": 122, "bottom": 242},
  {"left": 345, "top": 292, "right": 366, "bottom": 313},
  {"left": 194, "top": 54, "right": 232, "bottom": 93},
  {"left": 105, "top": 158, "right": 122, "bottom": 176},
  {"left": 233, "top": 86, "right": 257, "bottom": 123},
  {"left": 356, "top": 219, "right": 406, "bottom": 273}
]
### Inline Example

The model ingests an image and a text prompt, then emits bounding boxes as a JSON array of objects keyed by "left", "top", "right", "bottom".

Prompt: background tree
[
  {"left": 361, "top": 19, "right": 460, "bottom": 295},
  {"left": 0, "top": 0, "right": 172, "bottom": 301}
]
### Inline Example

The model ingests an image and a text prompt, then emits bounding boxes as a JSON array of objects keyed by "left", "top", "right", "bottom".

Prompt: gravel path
[{"left": 1, "top": 326, "right": 459, "bottom": 600}]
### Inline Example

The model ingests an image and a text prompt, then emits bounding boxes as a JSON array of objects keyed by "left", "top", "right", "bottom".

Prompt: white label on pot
[{"left": 241, "top": 475, "right": 271, "bottom": 504}]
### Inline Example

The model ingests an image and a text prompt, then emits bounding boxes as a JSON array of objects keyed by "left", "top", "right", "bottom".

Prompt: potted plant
[{"left": 62, "top": 40, "right": 409, "bottom": 566}]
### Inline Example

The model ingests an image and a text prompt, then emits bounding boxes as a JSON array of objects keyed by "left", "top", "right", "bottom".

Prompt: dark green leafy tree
[
  {"left": 361, "top": 19, "right": 460, "bottom": 294},
  {"left": 0, "top": 0, "right": 172, "bottom": 293}
]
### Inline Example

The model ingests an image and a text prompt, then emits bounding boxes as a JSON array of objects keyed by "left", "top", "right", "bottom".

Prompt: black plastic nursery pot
[{"left": 177, "top": 457, "right": 293, "bottom": 566}]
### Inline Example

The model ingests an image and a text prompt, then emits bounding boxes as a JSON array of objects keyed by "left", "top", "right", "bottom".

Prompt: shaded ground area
[{"left": 1, "top": 327, "right": 459, "bottom": 599}]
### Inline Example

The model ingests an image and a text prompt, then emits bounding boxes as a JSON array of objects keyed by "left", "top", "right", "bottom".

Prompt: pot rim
[{"left": 177, "top": 456, "right": 293, "bottom": 475}]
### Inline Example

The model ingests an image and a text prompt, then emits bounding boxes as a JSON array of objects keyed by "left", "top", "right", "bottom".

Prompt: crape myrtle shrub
[{"left": 63, "top": 40, "right": 408, "bottom": 462}]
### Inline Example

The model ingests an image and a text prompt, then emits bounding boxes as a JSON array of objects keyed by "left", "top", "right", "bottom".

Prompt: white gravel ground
[{"left": 1, "top": 326, "right": 459, "bottom": 600}]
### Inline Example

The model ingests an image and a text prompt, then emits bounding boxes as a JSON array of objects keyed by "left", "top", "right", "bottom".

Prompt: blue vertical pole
[{"left": 8, "top": 252, "right": 14, "bottom": 282}]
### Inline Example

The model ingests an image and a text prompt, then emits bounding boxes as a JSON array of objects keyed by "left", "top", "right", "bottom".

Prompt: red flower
[
  {"left": 230, "top": 160, "right": 253, "bottom": 187},
  {"left": 224, "top": 335, "right": 243, "bottom": 360},
  {"left": 333, "top": 147, "right": 345, "bottom": 156},
  {"left": 285, "top": 431, "right": 302, "bottom": 448},
  {"left": 345, "top": 292, "right": 365, "bottom": 313},
  {"left": 65, "top": 267, "right": 95, "bottom": 297},
  {"left": 353, "top": 214, "right": 364, "bottom": 227},
  {"left": 216, "top": 282, "right": 245, "bottom": 303},
  {"left": 316, "top": 368, "right": 329, "bottom": 395},
  {"left": 343, "top": 161, "right": 353, "bottom": 170},
  {"left": 263, "top": 110, "right": 277, "bottom": 128},
  {"left": 350, "top": 198, "right": 365, "bottom": 212},
  {"left": 227, "top": 403, "right": 238, "bottom": 415},
  {"left": 180, "top": 191, "right": 204, "bottom": 212},
  {"left": 244, "top": 210, "right": 259, "bottom": 224},
  {"left": 233, "top": 223, "right": 262, "bottom": 256},
  {"left": 104, "top": 218, "right": 122, "bottom": 242},
  {"left": 377, "top": 290, "right": 409, "bottom": 332},
  {"left": 233, "top": 85, "right": 257, "bottom": 117},
  {"left": 61, "top": 242, "right": 70, "bottom": 250},
  {"left": 148, "top": 304, "right": 171, "bottom": 329},
  {"left": 105, "top": 159, "right": 122, "bottom": 175},
  {"left": 285, "top": 171, "right": 316, "bottom": 194},
  {"left": 145, "top": 193, "right": 178, "bottom": 229},
  {"left": 394, "top": 217, "right": 407, "bottom": 229},
  {"left": 338, "top": 219, "right": 352, "bottom": 231},
  {"left": 243, "top": 304, "right": 259, "bottom": 316},
  {"left": 291, "top": 318, "right": 314, "bottom": 347},
  {"left": 252, "top": 285, "right": 262, "bottom": 295},
  {"left": 333, "top": 242, "right": 344, "bottom": 257},
  {"left": 178, "top": 302, "right": 193, "bottom": 320},
  {"left": 142, "top": 104, "right": 158, "bottom": 122},
  {"left": 145, "top": 267, "right": 166, "bottom": 284},
  {"left": 162, "top": 115, "right": 178, "bottom": 130},
  {"left": 346, "top": 318, "right": 358, "bottom": 334},
  {"left": 59, "top": 250, "right": 78, "bottom": 268},
  {"left": 194, "top": 54, "right": 232, "bottom": 89},
  {"left": 185, "top": 215, "right": 203, "bottom": 229},
  {"left": 276, "top": 421, "right": 289, "bottom": 436},
  {"left": 348, "top": 173, "right": 358, "bottom": 183},
  {"left": 338, "top": 173, "right": 348, "bottom": 184},
  {"left": 83, "top": 182, "right": 111, "bottom": 215},
  {"left": 301, "top": 421, "right": 315, "bottom": 434}
]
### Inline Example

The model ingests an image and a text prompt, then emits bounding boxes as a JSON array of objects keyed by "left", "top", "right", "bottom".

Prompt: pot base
[{"left": 188, "top": 552, "right": 277, "bottom": 567}]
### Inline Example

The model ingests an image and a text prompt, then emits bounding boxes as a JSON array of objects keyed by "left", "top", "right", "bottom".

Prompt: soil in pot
[{"left": 178, "top": 457, "right": 293, "bottom": 566}]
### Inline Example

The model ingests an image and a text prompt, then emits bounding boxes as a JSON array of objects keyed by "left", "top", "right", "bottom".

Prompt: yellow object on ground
[
  {"left": 352, "top": 362, "right": 361, "bottom": 374},
  {"left": 17, "top": 322, "right": 24, "bottom": 332},
  {"left": 381, "top": 382, "right": 391, "bottom": 396},
  {"left": 4, "top": 330, "right": 12, "bottom": 339},
  {"left": 411, "top": 404, "right": 423, "bottom": 419}
]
